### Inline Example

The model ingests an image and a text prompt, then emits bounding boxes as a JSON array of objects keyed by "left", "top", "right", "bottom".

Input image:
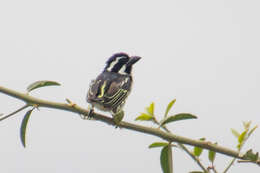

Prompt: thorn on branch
[{"left": 65, "top": 98, "right": 77, "bottom": 107}]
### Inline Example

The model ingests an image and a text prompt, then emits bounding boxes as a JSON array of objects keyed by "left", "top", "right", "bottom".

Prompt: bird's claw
[
  {"left": 79, "top": 105, "right": 94, "bottom": 120},
  {"left": 88, "top": 106, "right": 94, "bottom": 118}
]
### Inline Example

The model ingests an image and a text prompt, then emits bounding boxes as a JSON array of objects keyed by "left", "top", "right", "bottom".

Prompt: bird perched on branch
[{"left": 86, "top": 52, "right": 141, "bottom": 125}]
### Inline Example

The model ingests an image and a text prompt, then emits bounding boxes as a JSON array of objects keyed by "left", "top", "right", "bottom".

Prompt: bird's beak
[{"left": 127, "top": 56, "right": 141, "bottom": 66}]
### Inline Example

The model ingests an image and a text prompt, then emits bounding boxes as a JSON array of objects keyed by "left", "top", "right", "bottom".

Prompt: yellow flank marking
[{"left": 98, "top": 81, "right": 107, "bottom": 98}]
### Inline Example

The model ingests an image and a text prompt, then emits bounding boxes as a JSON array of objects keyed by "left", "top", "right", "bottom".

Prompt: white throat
[{"left": 118, "top": 64, "right": 128, "bottom": 75}]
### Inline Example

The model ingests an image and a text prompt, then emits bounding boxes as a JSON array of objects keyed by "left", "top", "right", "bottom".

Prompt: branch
[
  {"left": 0, "top": 104, "right": 30, "bottom": 121},
  {"left": 223, "top": 158, "right": 236, "bottom": 173},
  {"left": 0, "top": 85, "right": 258, "bottom": 163}
]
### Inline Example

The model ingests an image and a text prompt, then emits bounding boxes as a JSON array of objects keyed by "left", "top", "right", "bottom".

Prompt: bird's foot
[
  {"left": 80, "top": 105, "right": 94, "bottom": 120},
  {"left": 87, "top": 105, "right": 95, "bottom": 119}
]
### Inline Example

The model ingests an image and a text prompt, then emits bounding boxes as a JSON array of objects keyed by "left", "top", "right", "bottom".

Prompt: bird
[{"left": 86, "top": 52, "right": 141, "bottom": 125}]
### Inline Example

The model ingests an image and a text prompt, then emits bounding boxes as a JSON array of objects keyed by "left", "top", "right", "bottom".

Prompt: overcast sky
[{"left": 0, "top": 0, "right": 260, "bottom": 172}]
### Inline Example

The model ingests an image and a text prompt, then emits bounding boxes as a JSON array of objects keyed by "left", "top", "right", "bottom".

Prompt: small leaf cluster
[
  {"left": 231, "top": 121, "right": 259, "bottom": 164},
  {"left": 193, "top": 138, "right": 217, "bottom": 163},
  {"left": 191, "top": 137, "right": 217, "bottom": 173},
  {"left": 135, "top": 99, "right": 197, "bottom": 173},
  {"left": 135, "top": 99, "right": 197, "bottom": 126},
  {"left": 231, "top": 121, "right": 257, "bottom": 151},
  {"left": 242, "top": 149, "right": 259, "bottom": 163}
]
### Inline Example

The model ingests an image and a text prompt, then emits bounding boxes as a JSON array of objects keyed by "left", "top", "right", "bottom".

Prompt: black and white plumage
[{"left": 87, "top": 53, "right": 141, "bottom": 120}]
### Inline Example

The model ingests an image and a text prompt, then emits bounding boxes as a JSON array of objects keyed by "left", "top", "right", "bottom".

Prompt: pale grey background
[{"left": 0, "top": 0, "right": 259, "bottom": 172}]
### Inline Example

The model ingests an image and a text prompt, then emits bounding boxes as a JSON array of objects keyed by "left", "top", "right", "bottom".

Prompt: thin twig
[
  {"left": 211, "top": 164, "right": 218, "bottom": 173},
  {"left": 237, "top": 159, "right": 260, "bottom": 166},
  {"left": 223, "top": 158, "right": 236, "bottom": 173},
  {"left": 223, "top": 130, "right": 248, "bottom": 173},
  {"left": 179, "top": 143, "right": 209, "bottom": 173},
  {"left": 0, "top": 104, "right": 30, "bottom": 121},
  {"left": 213, "top": 168, "right": 218, "bottom": 173}
]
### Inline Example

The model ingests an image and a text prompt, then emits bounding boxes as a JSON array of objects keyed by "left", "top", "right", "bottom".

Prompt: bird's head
[{"left": 104, "top": 53, "right": 141, "bottom": 75}]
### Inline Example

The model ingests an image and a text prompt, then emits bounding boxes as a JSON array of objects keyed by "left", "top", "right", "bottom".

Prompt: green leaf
[
  {"left": 237, "top": 143, "right": 242, "bottom": 150},
  {"left": 160, "top": 145, "right": 173, "bottom": 173},
  {"left": 27, "top": 80, "right": 61, "bottom": 92},
  {"left": 208, "top": 150, "right": 216, "bottom": 163},
  {"left": 237, "top": 124, "right": 257, "bottom": 150},
  {"left": 194, "top": 147, "right": 203, "bottom": 157},
  {"left": 160, "top": 113, "right": 197, "bottom": 126},
  {"left": 248, "top": 125, "right": 258, "bottom": 138},
  {"left": 243, "top": 149, "right": 259, "bottom": 162},
  {"left": 20, "top": 109, "right": 33, "bottom": 147},
  {"left": 135, "top": 113, "right": 153, "bottom": 121},
  {"left": 146, "top": 102, "right": 154, "bottom": 116},
  {"left": 149, "top": 142, "right": 169, "bottom": 148},
  {"left": 237, "top": 130, "right": 247, "bottom": 150},
  {"left": 164, "top": 99, "right": 176, "bottom": 118},
  {"left": 231, "top": 128, "right": 240, "bottom": 138},
  {"left": 238, "top": 130, "right": 247, "bottom": 144},
  {"left": 193, "top": 138, "right": 205, "bottom": 157},
  {"left": 243, "top": 121, "right": 251, "bottom": 130}
]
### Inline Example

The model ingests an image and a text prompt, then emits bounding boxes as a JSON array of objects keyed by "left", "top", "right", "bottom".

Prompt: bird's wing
[{"left": 103, "top": 79, "right": 129, "bottom": 111}]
